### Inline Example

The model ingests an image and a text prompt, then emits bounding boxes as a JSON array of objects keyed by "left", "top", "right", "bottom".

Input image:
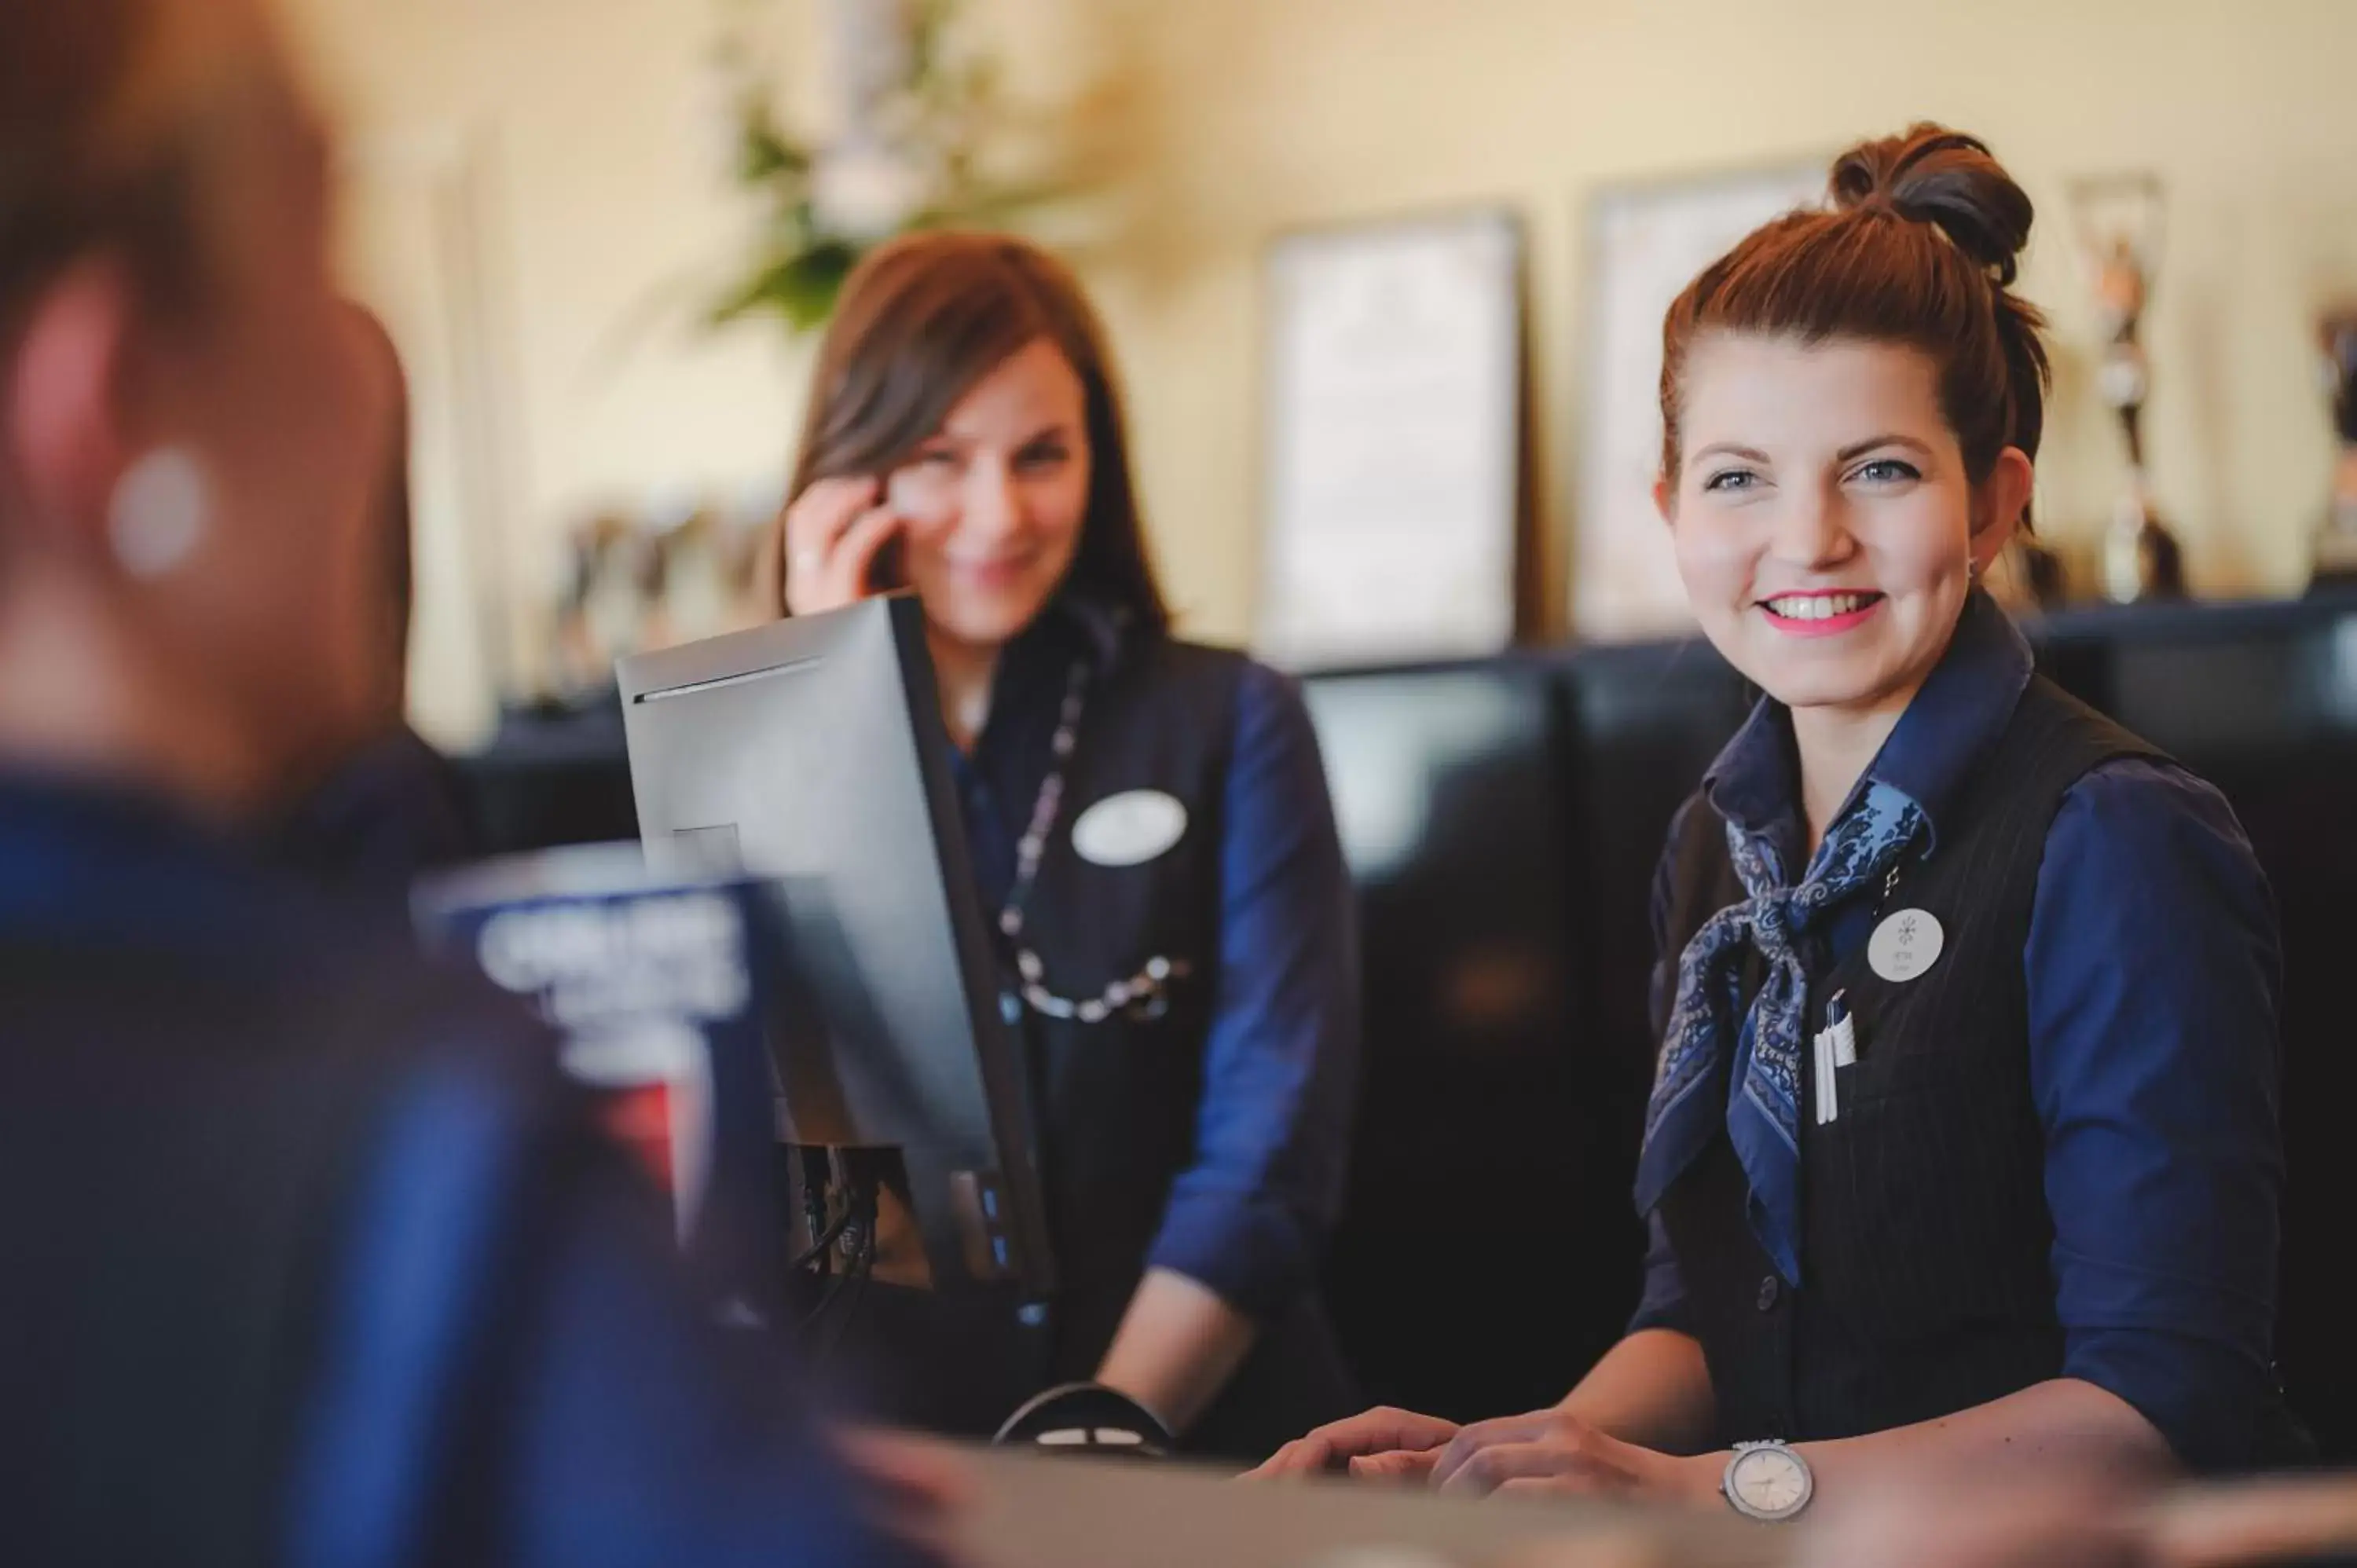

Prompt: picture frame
[
  {"left": 1574, "top": 161, "right": 1825, "bottom": 640},
  {"left": 1256, "top": 207, "right": 1526, "bottom": 670}
]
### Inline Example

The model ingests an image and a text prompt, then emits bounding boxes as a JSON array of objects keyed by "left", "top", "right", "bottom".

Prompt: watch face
[{"left": 1728, "top": 1447, "right": 1812, "bottom": 1519}]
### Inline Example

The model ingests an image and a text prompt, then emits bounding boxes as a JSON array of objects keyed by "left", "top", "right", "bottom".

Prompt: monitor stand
[{"left": 783, "top": 1144, "right": 1054, "bottom": 1436}]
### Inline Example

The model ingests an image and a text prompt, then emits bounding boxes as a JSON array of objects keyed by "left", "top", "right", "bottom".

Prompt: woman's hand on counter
[
  {"left": 1247, "top": 1406, "right": 1463, "bottom": 1481},
  {"left": 1427, "top": 1408, "right": 1723, "bottom": 1506}
]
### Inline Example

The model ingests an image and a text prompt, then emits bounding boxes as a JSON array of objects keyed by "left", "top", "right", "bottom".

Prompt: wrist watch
[{"left": 1721, "top": 1440, "right": 1813, "bottom": 1522}]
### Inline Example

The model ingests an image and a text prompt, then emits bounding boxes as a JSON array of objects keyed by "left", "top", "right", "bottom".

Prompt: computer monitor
[{"left": 615, "top": 595, "right": 1054, "bottom": 1302}]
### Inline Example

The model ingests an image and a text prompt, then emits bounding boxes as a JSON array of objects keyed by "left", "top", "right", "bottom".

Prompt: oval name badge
[
  {"left": 1867, "top": 908, "right": 1946, "bottom": 984},
  {"left": 1071, "top": 789, "right": 1189, "bottom": 868}
]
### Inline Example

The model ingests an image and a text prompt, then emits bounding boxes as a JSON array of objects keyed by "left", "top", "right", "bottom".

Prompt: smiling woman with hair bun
[{"left": 1259, "top": 123, "right": 2304, "bottom": 1511}]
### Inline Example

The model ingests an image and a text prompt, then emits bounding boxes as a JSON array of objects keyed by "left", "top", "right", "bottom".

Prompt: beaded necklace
[{"left": 995, "top": 655, "right": 1190, "bottom": 1025}]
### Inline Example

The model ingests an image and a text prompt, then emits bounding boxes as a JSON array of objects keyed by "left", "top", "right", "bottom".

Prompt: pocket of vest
[
  {"left": 1824, "top": 1006, "right": 1985, "bottom": 1108},
  {"left": 1809, "top": 1078, "right": 2053, "bottom": 1341}
]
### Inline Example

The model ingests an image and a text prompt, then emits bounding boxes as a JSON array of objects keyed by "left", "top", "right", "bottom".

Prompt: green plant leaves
[
  {"left": 708, "top": 239, "right": 861, "bottom": 330},
  {"left": 703, "top": 0, "right": 1084, "bottom": 335}
]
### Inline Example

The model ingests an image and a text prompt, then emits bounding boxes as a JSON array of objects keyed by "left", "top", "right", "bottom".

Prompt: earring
[{"left": 108, "top": 447, "right": 211, "bottom": 581}]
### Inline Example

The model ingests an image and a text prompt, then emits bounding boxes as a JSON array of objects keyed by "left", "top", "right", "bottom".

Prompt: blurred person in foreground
[
  {"left": 0, "top": 2, "right": 943, "bottom": 1563},
  {"left": 267, "top": 302, "right": 476, "bottom": 896}
]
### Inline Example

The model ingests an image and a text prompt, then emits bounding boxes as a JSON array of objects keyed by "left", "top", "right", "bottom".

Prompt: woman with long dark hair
[{"left": 772, "top": 232, "right": 1360, "bottom": 1458}]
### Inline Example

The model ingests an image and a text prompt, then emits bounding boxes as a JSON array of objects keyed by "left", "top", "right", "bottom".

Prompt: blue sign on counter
[{"left": 415, "top": 844, "right": 786, "bottom": 1322}]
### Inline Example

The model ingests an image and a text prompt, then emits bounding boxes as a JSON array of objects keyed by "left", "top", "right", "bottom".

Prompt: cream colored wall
[{"left": 286, "top": 0, "right": 2357, "bottom": 720}]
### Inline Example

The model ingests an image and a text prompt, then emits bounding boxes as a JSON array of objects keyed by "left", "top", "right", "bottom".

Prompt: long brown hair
[
  {"left": 1659, "top": 124, "right": 2051, "bottom": 530},
  {"left": 774, "top": 231, "right": 1170, "bottom": 631}
]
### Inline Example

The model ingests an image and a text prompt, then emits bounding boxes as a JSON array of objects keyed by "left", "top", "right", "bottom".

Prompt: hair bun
[{"left": 1829, "top": 123, "right": 2034, "bottom": 285}]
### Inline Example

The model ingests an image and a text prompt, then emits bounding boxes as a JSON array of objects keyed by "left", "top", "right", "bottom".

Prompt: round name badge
[
  {"left": 1071, "top": 789, "right": 1189, "bottom": 868},
  {"left": 1868, "top": 908, "right": 1945, "bottom": 984}
]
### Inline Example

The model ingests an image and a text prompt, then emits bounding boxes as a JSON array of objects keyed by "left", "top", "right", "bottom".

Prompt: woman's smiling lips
[{"left": 1758, "top": 589, "right": 1887, "bottom": 638}]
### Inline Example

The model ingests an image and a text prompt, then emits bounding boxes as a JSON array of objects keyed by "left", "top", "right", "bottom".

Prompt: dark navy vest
[
  {"left": 1655, "top": 676, "right": 2158, "bottom": 1445},
  {"left": 838, "top": 631, "right": 1353, "bottom": 1456},
  {"left": 1012, "top": 633, "right": 1355, "bottom": 1454},
  {"left": 1015, "top": 635, "right": 1241, "bottom": 1358}
]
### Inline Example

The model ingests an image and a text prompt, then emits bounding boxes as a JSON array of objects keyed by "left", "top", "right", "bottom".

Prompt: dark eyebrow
[
  {"left": 1006, "top": 425, "right": 1079, "bottom": 456},
  {"left": 929, "top": 422, "right": 1076, "bottom": 449},
  {"left": 1690, "top": 442, "right": 1771, "bottom": 466},
  {"left": 1836, "top": 434, "right": 1937, "bottom": 463}
]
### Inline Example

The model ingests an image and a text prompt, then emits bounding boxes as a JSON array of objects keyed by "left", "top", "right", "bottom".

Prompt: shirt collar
[{"left": 1703, "top": 590, "right": 2033, "bottom": 859}]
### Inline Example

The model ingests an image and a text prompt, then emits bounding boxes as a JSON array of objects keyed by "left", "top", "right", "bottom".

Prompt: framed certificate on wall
[
  {"left": 1257, "top": 208, "right": 1525, "bottom": 670},
  {"left": 1575, "top": 163, "right": 1824, "bottom": 641}
]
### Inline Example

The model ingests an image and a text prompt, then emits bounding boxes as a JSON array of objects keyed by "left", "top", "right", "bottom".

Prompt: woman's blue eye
[
  {"left": 1853, "top": 458, "right": 1921, "bottom": 484},
  {"left": 915, "top": 449, "right": 959, "bottom": 468},
  {"left": 1016, "top": 445, "right": 1070, "bottom": 471},
  {"left": 1703, "top": 469, "right": 1758, "bottom": 493}
]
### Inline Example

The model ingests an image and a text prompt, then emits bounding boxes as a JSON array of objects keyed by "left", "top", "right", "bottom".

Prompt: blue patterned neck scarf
[{"left": 1633, "top": 781, "right": 1925, "bottom": 1284}]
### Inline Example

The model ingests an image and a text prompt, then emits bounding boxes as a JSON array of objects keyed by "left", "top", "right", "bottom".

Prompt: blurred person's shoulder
[
  {"left": 0, "top": 771, "right": 551, "bottom": 1089},
  {"left": 0, "top": 772, "right": 579, "bottom": 1309},
  {"left": 0, "top": 789, "right": 589, "bottom": 1562},
  {"left": 0, "top": 815, "right": 577, "bottom": 1265},
  {"left": 8, "top": 825, "right": 562, "bottom": 1106}
]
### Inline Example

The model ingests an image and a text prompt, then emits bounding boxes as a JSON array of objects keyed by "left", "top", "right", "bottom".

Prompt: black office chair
[{"left": 992, "top": 1383, "right": 1173, "bottom": 1460}]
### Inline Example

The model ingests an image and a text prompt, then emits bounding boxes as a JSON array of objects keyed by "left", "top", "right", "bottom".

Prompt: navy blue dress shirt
[
  {"left": 1629, "top": 595, "right": 2285, "bottom": 1467},
  {"left": 945, "top": 598, "right": 1358, "bottom": 1320}
]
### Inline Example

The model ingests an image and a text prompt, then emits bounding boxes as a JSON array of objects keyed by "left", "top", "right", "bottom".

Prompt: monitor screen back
[{"left": 616, "top": 599, "right": 1047, "bottom": 1291}]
